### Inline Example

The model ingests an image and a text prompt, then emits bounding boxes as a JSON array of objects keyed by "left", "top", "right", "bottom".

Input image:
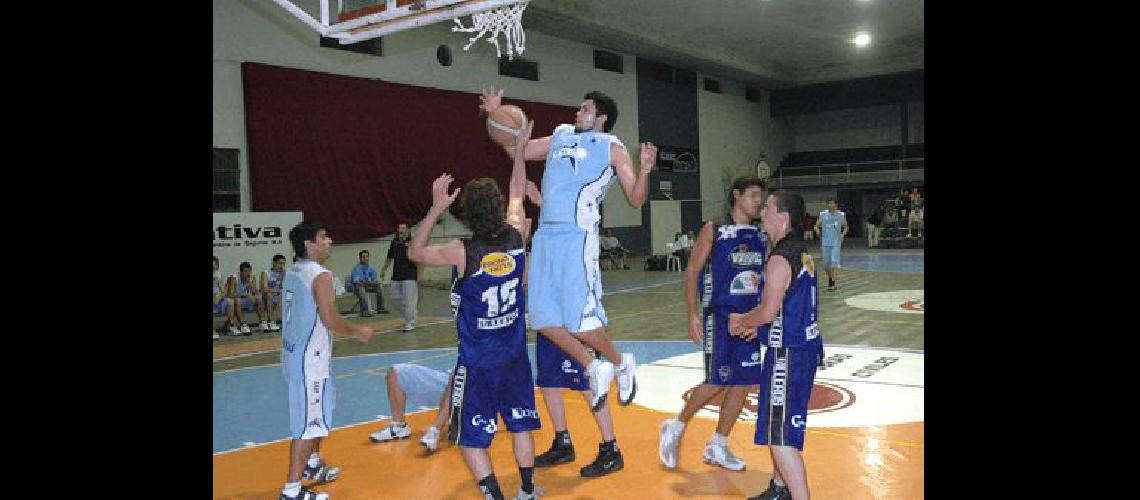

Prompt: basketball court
[{"left": 213, "top": 250, "right": 923, "bottom": 499}]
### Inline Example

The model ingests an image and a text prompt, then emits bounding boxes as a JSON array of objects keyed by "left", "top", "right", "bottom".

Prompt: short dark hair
[
  {"left": 459, "top": 178, "right": 507, "bottom": 239},
  {"left": 772, "top": 190, "right": 806, "bottom": 237},
  {"left": 584, "top": 91, "right": 618, "bottom": 133},
  {"left": 359, "top": 250, "right": 369, "bottom": 259},
  {"left": 826, "top": 197, "right": 837, "bottom": 203},
  {"left": 289, "top": 220, "right": 326, "bottom": 259},
  {"left": 272, "top": 254, "right": 285, "bottom": 262},
  {"left": 728, "top": 176, "right": 765, "bottom": 207},
  {"left": 239, "top": 261, "right": 252, "bottom": 272}
]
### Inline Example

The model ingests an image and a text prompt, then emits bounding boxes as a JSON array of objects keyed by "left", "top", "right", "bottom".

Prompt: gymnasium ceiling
[{"left": 523, "top": 0, "right": 924, "bottom": 89}]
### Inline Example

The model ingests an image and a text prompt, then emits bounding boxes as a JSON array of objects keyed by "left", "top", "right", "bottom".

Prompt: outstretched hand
[
  {"left": 479, "top": 86, "right": 504, "bottom": 115},
  {"left": 356, "top": 325, "right": 374, "bottom": 344},
  {"left": 639, "top": 142, "right": 659, "bottom": 174},
  {"left": 431, "top": 174, "right": 461, "bottom": 210}
]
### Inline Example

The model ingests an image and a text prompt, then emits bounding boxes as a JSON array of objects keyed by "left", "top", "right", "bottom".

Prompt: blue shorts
[
  {"left": 528, "top": 225, "right": 607, "bottom": 333},
  {"left": 213, "top": 297, "right": 231, "bottom": 315},
  {"left": 821, "top": 245, "right": 841, "bottom": 269},
  {"left": 447, "top": 356, "right": 540, "bottom": 449},
  {"left": 703, "top": 307, "right": 763, "bottom": 386},
  {"left": 264, "top": 293, "right": 280, "bottom": 307},
  {"left": 240, "top": 297, "right": 257, "bottom": 311},
  {"left": 286, "top": 375, "right": 335, "bottom": 440},
  {"left": 754, "top": 344, "right": 823, "bottom": 451},
  {"left": 535, "top": 333, "right": 589, "bottom": 391}
]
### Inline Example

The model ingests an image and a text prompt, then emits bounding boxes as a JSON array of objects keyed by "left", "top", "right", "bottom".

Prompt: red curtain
[{"left": 242, "top": 62, "right": 572, "bottom": 242}]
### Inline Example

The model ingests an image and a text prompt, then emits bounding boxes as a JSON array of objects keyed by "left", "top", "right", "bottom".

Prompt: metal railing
[{"left": 767, "top": 158, "right": 924, "bottom": 188}]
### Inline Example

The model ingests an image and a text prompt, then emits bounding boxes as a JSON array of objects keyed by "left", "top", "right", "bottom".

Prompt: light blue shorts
[
  {"left": 286, "top": 373, "right": 335, "bottom": 440},
  {"left": 821, "top": 245, "right": 841, "bottom": 269},
  {"left": 527, "top": 225, "right": 607, "bottom": 333}
]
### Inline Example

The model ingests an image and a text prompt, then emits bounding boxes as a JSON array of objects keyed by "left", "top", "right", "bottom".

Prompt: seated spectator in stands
[
  {"left": 213, "top": 256, "right": 236, "bottom": 340},
  {"left": 881, "top": 208, "right": 901, "bottom": 238},
  {"left": 260, "top": 254, "right": 286, "bottom": 331},
  {"left": 234, "top": 261, "right": 269, "bottom": 333},
  {"left": 350, "top": 249, "right": 388, "bottom": 317},
  {"left": 369, "top": 363, "right": 455, "bottom": 453},
  {"left": 222, "top": 275, "right": 250, "bottom": 336},
  {"left": 867, "top": 203, "right": 884, "bottom": 248},
  {"left": 908, "top": 193, "right": 924, "bottom": 238},
  {"left": 600, "top": 229, "right": 632, "bottom": 270},
  {"left": 896, "top": 187, "right": 912, "bottom": 221},
  {"left": 803, "top": 213, "right": 816, "bottom": 240}
]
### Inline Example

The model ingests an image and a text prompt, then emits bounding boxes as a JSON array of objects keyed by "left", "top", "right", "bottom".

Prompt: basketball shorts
[
  {"left": 448, "top": 355, "right": 540, "bottom": 449},
  {"left": 821, "top": 245, "right": 841, "bottom": 269},
  {"left": 528, "top": 225, "right": 607, "bottom": 333},
  {"left": 535, "top": 333, "right": 589, "bottom": 391},
  {"left": 754, "top": 344, "right": 823, "bottom": 451},
  {"left": 703, "top": 307, "right": 764, "bottom": 386},
  {"left": 393, "top": 363, "right": 453, "bottom": 411}
]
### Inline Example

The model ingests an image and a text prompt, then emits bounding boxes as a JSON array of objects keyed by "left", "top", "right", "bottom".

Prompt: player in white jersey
[{"left": 278, "top": 221, "right": 374, "bottom": 500}]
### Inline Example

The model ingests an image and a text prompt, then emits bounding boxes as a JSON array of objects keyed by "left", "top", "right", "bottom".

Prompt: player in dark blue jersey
[
  {"left": 407, "top": 122, "right": 541, "bottom": 500},
  {"left": 658, "top": 177, "right": 767, "bottom": 472},
  {"left": 730, "top": 190, "right": 823, "bottom": 500}
]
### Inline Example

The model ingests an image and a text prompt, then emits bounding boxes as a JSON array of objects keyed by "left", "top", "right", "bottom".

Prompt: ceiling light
[{"left": 853, "top": 32, "right": 871, "bottom": 47}]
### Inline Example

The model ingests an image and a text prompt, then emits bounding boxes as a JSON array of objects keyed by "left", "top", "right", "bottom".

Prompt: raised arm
[
  {"left": 612, "top": 141, "right": 657, "bottom": 209},
  {"left": 407, "top": 174, "right": 467, "bottom": 274},
  {"left": 506, "top": 120, "right": 534, "bottom": 237},
  {"left": 480, "top": 86, "right": 551, "bottom": 161}
]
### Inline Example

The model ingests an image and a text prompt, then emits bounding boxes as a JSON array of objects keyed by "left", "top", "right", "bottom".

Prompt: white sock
[
  {"left": 772, "top": 477, "right": 785, "bottom": 487},
  {"left": 392, "top": 421, "right": 406, "bottom": 428},
  {"left": 283, "top": 481, "right": 302, "bottom": 497},
  {"left": 710, "top": 432, "right": 727, "bottom": 446},
  {"left": 307, "top": 452, "right": 321, "bottom": 468}
]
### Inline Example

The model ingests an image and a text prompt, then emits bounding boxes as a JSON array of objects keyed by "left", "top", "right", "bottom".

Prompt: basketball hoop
[{"left": 452, "top": 1, "right": 528, "bottom": 60}]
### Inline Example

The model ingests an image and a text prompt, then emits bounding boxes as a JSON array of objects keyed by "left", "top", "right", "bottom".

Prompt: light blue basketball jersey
[
  {"left": 819, "top": 209, "right": 845, "bottom": 246},
  {"left": 539, "top": 124, "right": 622, "bottom": 231},
  {"left": 281, "top": 260, "right": 333, "bottom": 380}
]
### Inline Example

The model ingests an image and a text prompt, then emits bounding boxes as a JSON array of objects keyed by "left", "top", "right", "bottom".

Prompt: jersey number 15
[{"left": 481, "top": 278, "right": 519, "bottom": 317}]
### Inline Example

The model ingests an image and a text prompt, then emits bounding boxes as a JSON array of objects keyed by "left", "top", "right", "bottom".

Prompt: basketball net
[{"left": 452, "top": 1, "right": 528, "bottom": 60}]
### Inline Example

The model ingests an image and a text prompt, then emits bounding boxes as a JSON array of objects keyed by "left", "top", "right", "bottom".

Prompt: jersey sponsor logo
[
  {"left": 556, "top": 141, "right": 588, "bottom": 171},
  {"left": 510, "top": 408, "right": 538, "bottom": 420},
  {"left": 717, "top": 226, "right": 740, "bottom": 239},
  {"left": 477, "top": 309, "right": 519, "bottom": 330},
  {"left": 801, "top": 253, "right": 816, "bottom": 277},
  {"left": 730, "top": 243, "right": 764, "bottom": 267},
  {"left": 471, "top": 414, "right": 498, "bottom": 434},
  {"left": 741, "top": 350, "right": 762, "bottom": 367},
  {"left": 479, "top": 252, "right": 517, "bottom": 276},
  {"left": 730, "top": 270, "right": 762, "bottom": 295},
  {"left": 718, "top": 365, "right": 731, "bottom": 382},
  {"left": 560, "top": 359, "right": 579, "bottom": 374},
  {"left": 806, "top": 323, "right": 820, "bottom": 340}
]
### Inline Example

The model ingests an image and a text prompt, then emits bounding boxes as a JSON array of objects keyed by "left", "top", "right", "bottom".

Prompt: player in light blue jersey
[
  {"left": 814, "top": 197, "right": 848, "bottom": 291},
  {"left": 659, "top": 176, "right": 767, "bottom": 472},
  {"left": 406, "top": 122, "right": 540, "bottom": 500},
  {"left": 278, "top": 221, "right": 374, "bottom": 500},
  {"left": 730, "top": 190, "right": 824, "bottom": 500},
  {"left": 481, "top": 86, "right": 658, "bottom": 477}
]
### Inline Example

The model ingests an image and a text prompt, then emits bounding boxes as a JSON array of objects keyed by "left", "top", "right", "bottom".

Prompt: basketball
[{"left": 486, "top": 104, "right": 528, "bottom": 149}]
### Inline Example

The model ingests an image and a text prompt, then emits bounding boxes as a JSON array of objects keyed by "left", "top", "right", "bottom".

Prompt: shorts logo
[
  {"left": 471, "top": 414, "right": 498, "bottom": 434},
  {"left": 479, "top": 252, "right": 516, "bottom": 276},
  {"left": 730, "top": 270, "right": 762, "bottom": 295},
  {"left": 451, "top": 365, "right": 467, "bottom": 407},
  {"left": 791, "top": 414, "right": 805, "bottom": 428},
  {"left": 510, "top": 408, "right": 538, "bottom": 420},
  {"left": 771, "top": 356, "right": 788, "bottom": 406},
  {"left": 741, "top": 350, "right": 762, "bottom": 367},
  {"left": 718, "top": 365, "right": 731, "bottom": 382},
  {"left": 561, "top": 359, "right": 579, "bottom": 374},
  {"left": 307, "top": 418, "right": 322, "bottom": 428}
]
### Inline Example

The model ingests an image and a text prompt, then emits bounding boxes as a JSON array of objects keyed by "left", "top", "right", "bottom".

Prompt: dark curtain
[{"left": 242, "top": 62, "right": 572, "bottom": 242}]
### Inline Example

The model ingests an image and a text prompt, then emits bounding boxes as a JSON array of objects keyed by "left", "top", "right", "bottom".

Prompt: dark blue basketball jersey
[
  {"left": 701, "top": 215, "right": 767, "bottom": 313},
  {"left": 762, "top": 236, "right": 821, "bottom": 349},
  {"left": 451, "top": 227, "right": 528, "bottom": 368}
]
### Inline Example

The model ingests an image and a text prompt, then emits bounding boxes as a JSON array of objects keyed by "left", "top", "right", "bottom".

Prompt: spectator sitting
[
  {"left": 350, "top": 250, "right": 388, "bottom": 317},
  {"left": 260, "top": 254, "right": 286, "bottom": 332},
  {"left": 213, "top": 256, "right": 237, "bottom": 340},
  {"left": 881, "top": 208, "right": 901, "bottom": 238},
  {"left": 600, "top": 230, "right": 632, "bottom": 270},
  {"left": 222, "top": 275, "right": 250, "bottom": 336},
  {"left": 233, "top": 261, "right": 269, "bottom": 333}
]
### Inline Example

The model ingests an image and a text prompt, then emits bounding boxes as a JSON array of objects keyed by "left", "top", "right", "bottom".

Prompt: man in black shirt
[{"left": 382, "top": 223, "right": 422, "bottom": 331}]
